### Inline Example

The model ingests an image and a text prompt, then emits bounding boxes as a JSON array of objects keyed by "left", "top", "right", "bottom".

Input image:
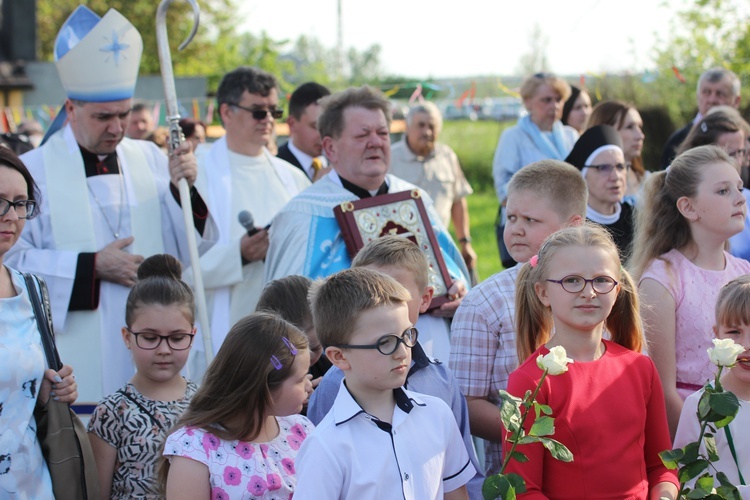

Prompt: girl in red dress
[{"left": 506, "top": 224, "right": 679, "bottom": 499}]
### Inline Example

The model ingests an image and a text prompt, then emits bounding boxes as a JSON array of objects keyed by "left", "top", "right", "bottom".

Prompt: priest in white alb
[
  {"left": 184, "top": 67, "right": 310, "bottom": 378},
  {"left": 6, "top": 5, "right": 217, "bottom": 409}
]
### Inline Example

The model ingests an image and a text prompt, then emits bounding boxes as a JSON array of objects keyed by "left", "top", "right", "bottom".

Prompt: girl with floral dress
[
  {"left": 162, "top": 312, "right": 313, "bottom": 499},
  {"left": 87, "top": 254, "right": 198, "bottom": 498}
]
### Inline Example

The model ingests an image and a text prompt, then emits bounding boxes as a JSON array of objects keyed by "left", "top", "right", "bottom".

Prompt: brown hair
[
  {"left": 256, "top": 275, "right": 314, "bottom": 332},
  {"left": 715, "top": 275, "right": 750, "bottom": 328},
  {"left": 351, "top": 236, "right": 429, "bottom": 290},
  {"left": 587, "top": 100, "right": 646, "bottom": 178},
  {"left": 159, "top": 313, "right": 308, "bottom": 489},
  {"left": 519, "top": 73, "right": 572, "bottom": 103},
  {"left": 630, "top": 145, "right": 736, "bottom": 280},
  {"left": 125, "top": 254, "right": 194, "bottom": 327},
  {"left": 317, "top": 86, "right": 392, "bottom": 140},
  {"left": 309, "top": 267, "right": 411, "bottom": 347},
  {"left": 0, "top": 146, "right": 40, "bottom": 203},
  {"left": 676, "top": 109, "right": 744, "bottom": 156},
  {"left": 507, "top": 159, "right": 588, "bottom": 220},
  {"left": 515, "top": 224, "right": 643, "bottom": 362}
]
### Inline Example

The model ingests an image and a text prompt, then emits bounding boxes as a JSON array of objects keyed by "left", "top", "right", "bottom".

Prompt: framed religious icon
[{"left": 333, "top": 189, "right": 453, "bottom": 310}]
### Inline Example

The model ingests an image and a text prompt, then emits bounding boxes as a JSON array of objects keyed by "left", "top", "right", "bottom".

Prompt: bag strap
[
  {"left": 23, "top": 272, "right": 63, "bottom": 371},
  {"left": 724, "top": 425, "right": 746, "bottom": 485},
  {"left": 116, "top": 388, "right": 165, "bottom": 431}
]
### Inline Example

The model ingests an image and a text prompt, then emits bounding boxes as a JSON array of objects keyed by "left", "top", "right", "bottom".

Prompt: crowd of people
[{"left": 2, "top": 4, "right": 750, "bottom": 500}]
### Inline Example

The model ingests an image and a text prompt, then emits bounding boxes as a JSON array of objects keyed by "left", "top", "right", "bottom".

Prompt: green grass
[
  {"left": 441, "top": 120, "right": 512, "bottom": 192},
  {"left": 441, "top": 120, "right": 512, "bottom": 282}
]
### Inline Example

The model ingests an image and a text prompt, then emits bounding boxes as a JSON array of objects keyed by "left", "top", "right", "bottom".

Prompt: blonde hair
[
  {"left": 507, "top": 159, "right": 588, "bottom": 220},
  {"left": 715, "top": 275, "right": 750, "bottom": 328},
  {"left": 309, "top": 267, "right": 411, "bottom": 347},
  {"left": 515, "top": 224, "right": 643, "bottom": 362},
  {"left": 520, "top": 73, "right": 572, "bottom": 103},
  {"left": 351, "top": 235, "right": 429, "bottom": 290},
  {"left": 630, "top": 145, "right": 737, "bottom": 280}
]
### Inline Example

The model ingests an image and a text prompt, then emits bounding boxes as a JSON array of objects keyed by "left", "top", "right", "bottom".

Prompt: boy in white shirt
[{"left": 295, "top": 267, "right": 474, "bottom": 499}]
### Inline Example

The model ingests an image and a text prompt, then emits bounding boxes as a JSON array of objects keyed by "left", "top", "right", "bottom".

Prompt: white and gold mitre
[{"left": 54, "top": 5, "right": 143, "bottom": 102}]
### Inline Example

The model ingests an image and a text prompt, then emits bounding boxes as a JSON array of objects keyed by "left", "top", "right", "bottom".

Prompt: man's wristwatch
[{"left": 459, "top": 237, "right": 472, "bottom": 244}]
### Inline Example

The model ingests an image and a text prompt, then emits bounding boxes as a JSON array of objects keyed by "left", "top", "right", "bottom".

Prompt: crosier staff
[{"left": 156, "top": 0, "right": 213, "bottom": 363}]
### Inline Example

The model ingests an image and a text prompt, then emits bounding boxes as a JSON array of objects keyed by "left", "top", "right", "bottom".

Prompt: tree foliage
[
  {"left": 37, "top": 0, "right": 250, "bottom": 78},
  {"left": 36, "top": 0, "right": 386, "bottom": 93}
]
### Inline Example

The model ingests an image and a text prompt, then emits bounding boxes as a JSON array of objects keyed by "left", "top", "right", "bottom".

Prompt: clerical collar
[
  {"left": 338, "top": 173, "right": 388, "bottom": 198},
  {"left": 80, "top": 146, "right": 119, "bottom": 177}
]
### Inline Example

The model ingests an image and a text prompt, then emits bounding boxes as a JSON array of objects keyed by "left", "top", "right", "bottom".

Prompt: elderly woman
[
  {"left": 565, "top": 125, "right": 635, "bottom": 259},
  {"left": 561, "top": 85, "right": 592, "bottom": 134},
  {"left": 492, "top": 73, "right": 578, "bottom": 266},
  {"left": 676, "top": 108, "right": 750, "bottom": 260},
  {"left": 588, "top": 100, "right": 647, "bottom": 205},
  {"left": 0, "top": 147, "right": 77, "bottom": 497}
]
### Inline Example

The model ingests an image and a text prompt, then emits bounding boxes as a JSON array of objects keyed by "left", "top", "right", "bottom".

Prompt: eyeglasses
[
  {"left": 588, "top": 163, "right": 630, "bottom": 174},
  {"left": 0, "top": 197, "right": 37, "bottom": 219},
  {"left": 533, "top": 72, "right": 554, "bottom": 79},
  {"left": 231, "top": 103, "right": 284, "bottom": 121},
  {"left": 125, "top": 328, "right": 195, "bottom": 350},
  {"left": 729, "top": 149, "right": 748, "bottom": 159},
  {"left": 546, "top": 275, "right": 619, "bottom": 294},
  {"left": 330, "top": 327, "right": 419, "bottom": 355}
]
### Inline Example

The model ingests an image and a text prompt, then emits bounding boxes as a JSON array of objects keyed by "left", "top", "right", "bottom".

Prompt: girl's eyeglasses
[
  {"left": 125, "top": 328, "right": 195, "bottom": 350},
  {"left": 330, "top": 327, "right": 418, "bottom": 355},
  {"left": 546, "top": 275, "right": 619, "bottom": 294}
]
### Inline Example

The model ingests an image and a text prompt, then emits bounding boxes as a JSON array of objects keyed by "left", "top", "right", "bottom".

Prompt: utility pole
[{"left": 336, "top": 0, "right": 343, "bottom": 80}]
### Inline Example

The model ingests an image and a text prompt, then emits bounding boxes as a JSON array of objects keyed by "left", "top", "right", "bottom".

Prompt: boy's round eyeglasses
[
  {"left": 546, "top": 275, "right": 619, "bottom": 294},
  {"left": 125, "top": 328, "right": 195, "bottom": 350},
  {"left": 330, "top": 327, "right": 419, "bottom": 355}
]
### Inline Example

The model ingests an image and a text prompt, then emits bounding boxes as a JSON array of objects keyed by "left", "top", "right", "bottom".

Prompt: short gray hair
[
  {"left": 697, "top": 67, "right": 741, "bottom": 97},
  {"left": 406, "top": 101, "right": 443, "bottom": 133}
]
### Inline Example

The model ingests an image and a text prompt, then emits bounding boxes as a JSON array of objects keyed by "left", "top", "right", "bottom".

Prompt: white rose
[
  {"left": 707, "top": 338, "right": 745, "bottom": 367},
  {"left": 537, "top": 346, "right": 574, "bottom": 375}
]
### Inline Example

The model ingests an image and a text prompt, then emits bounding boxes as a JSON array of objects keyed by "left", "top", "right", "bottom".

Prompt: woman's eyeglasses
[
  {"left": 588, "top": 163, "right": 630, "bottom": 174},
  {"left": 125, "top": 328, "right": 195, "bottom": 350},
  {"left": 0, "top": 197, "right": 37, "bottom": 219},
  {"left": 330, "top": 327, "right": 419, "bottom": 355},
  {"left": 546, "top": 275, "right": 619, "bottom": 294}
]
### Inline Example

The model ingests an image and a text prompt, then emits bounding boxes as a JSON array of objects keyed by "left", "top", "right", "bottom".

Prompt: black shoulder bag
[{"left": 24, "top": 272, "right": 100, "bottom": 500}]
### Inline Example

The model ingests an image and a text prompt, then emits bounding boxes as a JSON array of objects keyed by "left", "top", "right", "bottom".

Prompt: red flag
[{"left": 671, "top": 66, "right": 686, "bottom": 83}]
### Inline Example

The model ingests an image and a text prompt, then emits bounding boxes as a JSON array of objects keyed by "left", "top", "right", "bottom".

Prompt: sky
[{"left": 239, "top": 0, "right": 678, "bottom": 79}]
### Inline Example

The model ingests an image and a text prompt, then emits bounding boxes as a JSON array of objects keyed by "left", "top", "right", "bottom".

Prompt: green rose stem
[
  {"left": 499, "top": 369, "right": 549, "bottom": 475},
  {"left": 694, "top": 366, "right": 724, "bottom": 453}
]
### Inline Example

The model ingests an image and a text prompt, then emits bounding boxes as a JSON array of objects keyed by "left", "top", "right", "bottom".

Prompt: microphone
[{"left": 238, "top": 210, "right": 260, "bottom": 237}]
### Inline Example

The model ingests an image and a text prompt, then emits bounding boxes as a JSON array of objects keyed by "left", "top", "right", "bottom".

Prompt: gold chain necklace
[{"left": 87, "top": 159, "right": 125, "bottom": 239}]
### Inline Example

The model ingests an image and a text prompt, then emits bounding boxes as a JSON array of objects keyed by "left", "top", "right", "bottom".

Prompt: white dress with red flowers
[{"left": 164, "top": 414, "right": 313, "bottom": 499}]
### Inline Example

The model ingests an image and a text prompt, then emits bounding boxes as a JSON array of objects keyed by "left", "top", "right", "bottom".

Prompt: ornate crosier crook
[{"left": 156, "top": 0, "right": 213, "bottom": 364}]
